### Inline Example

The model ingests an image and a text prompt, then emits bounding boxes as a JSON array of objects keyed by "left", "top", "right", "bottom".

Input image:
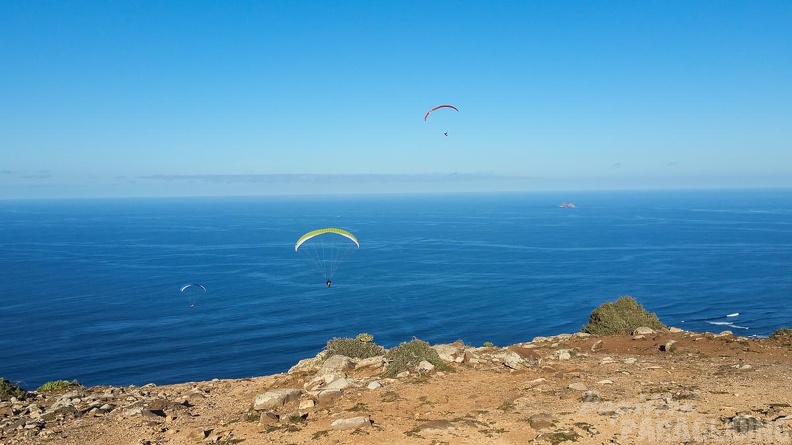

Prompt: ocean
[{"left": 1, "top": 189, "right": 791, "bottom": 389}]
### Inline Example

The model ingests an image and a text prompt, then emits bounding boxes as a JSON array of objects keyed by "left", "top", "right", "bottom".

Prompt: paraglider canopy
[
  {"left": 424, "top": 104, "right": 459, "bottom": 121},
  {"left": 295, "top": 227, "right": 359, "bottom": 284},
  {"left": 180, "top": 283, "right": 207, "bottom": 293},
  {"left": 295, "top": 227, "right": 359, "bottom": 252}
]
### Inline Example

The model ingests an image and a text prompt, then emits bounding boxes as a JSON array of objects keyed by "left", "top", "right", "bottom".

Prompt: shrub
[
  {"left": 769, "top": 328, "right": 792, "bottom": 340},
  {"left": 384, "top": 339, "right": 450, "bottom": 377},
  {"left": 769, "top": 328, "right": 792, "bottom": 346},
  {"left": 582, "top": 295, "right": 666, "bottom": 335},
  {"left": 0, "top": 378, "right": 28, "bottom": 401},
  {"left": 37, "top": 380, "right": 81, "bottom": 392},
  {"left": 326, "top": 336, "right": 385, "bottom": 359}
]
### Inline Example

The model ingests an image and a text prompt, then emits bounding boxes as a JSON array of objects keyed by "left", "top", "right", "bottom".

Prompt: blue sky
[{"left": 2, "top": 1, "right": 791, "bottom": 198}]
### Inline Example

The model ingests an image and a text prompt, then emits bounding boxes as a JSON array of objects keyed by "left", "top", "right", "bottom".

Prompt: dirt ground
[{"left": 3, "top": 329, "right": 792, "bottom": 445}]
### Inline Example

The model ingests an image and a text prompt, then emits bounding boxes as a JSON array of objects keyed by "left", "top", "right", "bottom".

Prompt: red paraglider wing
[{"left": 424, "top": 104, "right": 459, "bottom": 121}]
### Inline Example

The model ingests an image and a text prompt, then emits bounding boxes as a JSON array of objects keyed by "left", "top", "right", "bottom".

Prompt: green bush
[
  {"left": 384, "top": 339, "right": 450, "bottom": 377},
  {"left": 0, "top": 378, "right": 28, "bottom": 401},
  {"left": 582, "top": 295, "right": 666, "bottom": 335},
  {"left": 37, "top": 380, "right": 81, "bottom": 392},
  {"left": 326, "top": 336, "right": 385, "bottom": 359},
  {"left": 355, "top": 332, "right": 374, "bottom": 343}
]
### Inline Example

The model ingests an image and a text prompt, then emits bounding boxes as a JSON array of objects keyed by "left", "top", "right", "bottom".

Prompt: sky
[{"left": 2, "top": 1, "right": 791, "bottom": 199}]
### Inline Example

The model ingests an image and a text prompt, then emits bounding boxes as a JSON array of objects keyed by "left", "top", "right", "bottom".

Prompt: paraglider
[
  {"left": 424, "top": 104, "right": 458, "bottom": 136},
  {"left": 180, "top": 283, "right": 206, "bottom": 308},
  {"left": 295, "top": 228, "right": 359, "bottom": 286}
]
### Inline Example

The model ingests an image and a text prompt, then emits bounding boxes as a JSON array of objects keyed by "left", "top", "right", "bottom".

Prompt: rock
[
  {"left": 186, "top": 427, "right": 210, "bottom": 441},
  {"left": 411, "top": 360, "right": 432, "bottom": 373},
  {"left": 298, "top": 399, "right": 315, "bottom": 410},
  {"left": 432, "top": 344, "right": 462, "bottom": 362},
  {"left": 528, "top": 413, "right": 555, "bottom": 430},
  {"left": 599, "top": 356, "right": 615, "bottom": 365},
  {"left": 366, "top": 381, "right": 383, "bottom": 390},
  {"left": 252, "top": 389, "right": 303, "bottom": 411},
  {"left": 623, "top": 357, "right": 638, "bottom": 364},
  {"left": 525, "top": 378, "right": 546, "bottom": 387},
  {"left": 597, "top": 379, "right": 614, "bottom": 385},
  {"left": 355, "top": 356, "right": 385, "bottom": 370},
  {"left": 320, "top": 355, "right": 355, "bottom": 373},
  {"left": 581, "top": 390, "right": 602, "bottom": 402},
  {"left": 49, "top": 397, "right": 74, "bottom": 412},
  {"left": 288, "top": 356, "right": 324, "bottom": 375},
  {"left": 494, "top": 350, "right": 525, "bottom": 369},
  {"left": 669, "top": 327, "right": 684, "bottom": 333},
  {"left": 123, "top": 405, "right": 145, "bottom": 417},
  {"left": 258, "top": 412, "right": 279, "bottom": 425},
  {"left": 331, "top": 415, "right": 371, "bottom": 430},
  {"left": 140, "top": 409, "right": 165, "bottom": 420},
  {"left": 568, "top": 382, "right": 587, "bottom": 391},
  {"left": 715, "top": 330, "right": 733, "bottom": 338},
  {"left": 185, "top": 390, "right": 205, "bottom": 402},
  {"left": 396, "top": 371, "right": 410, "bottom": 378},
  {"left": 507, "top": 345, "right": 543, "bottom": 365},
  {"left": 590, "top": 340, "right": 603, "bottom": 352},
  {"left": 316, "top": 389, "right": 343, "bottom": 407},
  {"left": 323, "top": 377, "right": 352, "bottom": 391},
  {"left": 660, "top": 340, "right": 677, "bottom": 352},
  {"left": 632, "top": 327, "right": 655, "bottom": 335},
  {"left": 555, "top": 349, "right": 575, "bottom": 360}
]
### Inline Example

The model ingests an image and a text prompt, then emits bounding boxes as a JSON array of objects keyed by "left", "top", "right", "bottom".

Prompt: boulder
[
  {"left": 355, "top": 356, "right": 385, "bottom": 370},
  {"left": 554, "top": 349, "right": 575, "bottom": 360},
  {"left": 316, "top": 389, "right": 343, "bottom": 407},
  {"left": 331, "top": 416, "right": 371, "bottom": 430},
  {"left": 252, "top": 389, "right": 303, "bottom": 411},
  {"left": 417, "top": 360, "right": 435, "bottom": 372},
  {"left": 660, "top": 340, "right": 677, "bottom": 352},
  {"left": 507, "top": 345, "right": 543, "bottom": 365},
  {"left": 323, "top": 378, "right": 352, "bottom": 391},
  {"left": 431, "top": 344, "right": 463, "bottom": 362},
  {"left": 320, "top": 355, "right": 355, "bottom": 373},
  {"left": 288, "top": 356, "right": 324, "bottom": 375}
]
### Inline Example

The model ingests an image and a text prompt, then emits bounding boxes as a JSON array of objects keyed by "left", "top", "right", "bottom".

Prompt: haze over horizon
[{"left": 2, "top": 1, "right": 791, "bottom": 199}]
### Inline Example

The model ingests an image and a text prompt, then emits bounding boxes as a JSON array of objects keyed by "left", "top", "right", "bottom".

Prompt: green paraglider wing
[{"left": 295, "top": 227, "right": 360, "bottom": 252}]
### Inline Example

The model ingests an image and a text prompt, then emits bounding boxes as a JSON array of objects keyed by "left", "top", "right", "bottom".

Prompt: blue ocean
[{"left": 1, "top": 190, "right": 791, "bottom": 389}]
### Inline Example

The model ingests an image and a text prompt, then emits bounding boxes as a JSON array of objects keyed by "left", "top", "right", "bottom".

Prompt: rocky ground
[{"left": 3, "top": 328, "right": 792, "bottom": 445}]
